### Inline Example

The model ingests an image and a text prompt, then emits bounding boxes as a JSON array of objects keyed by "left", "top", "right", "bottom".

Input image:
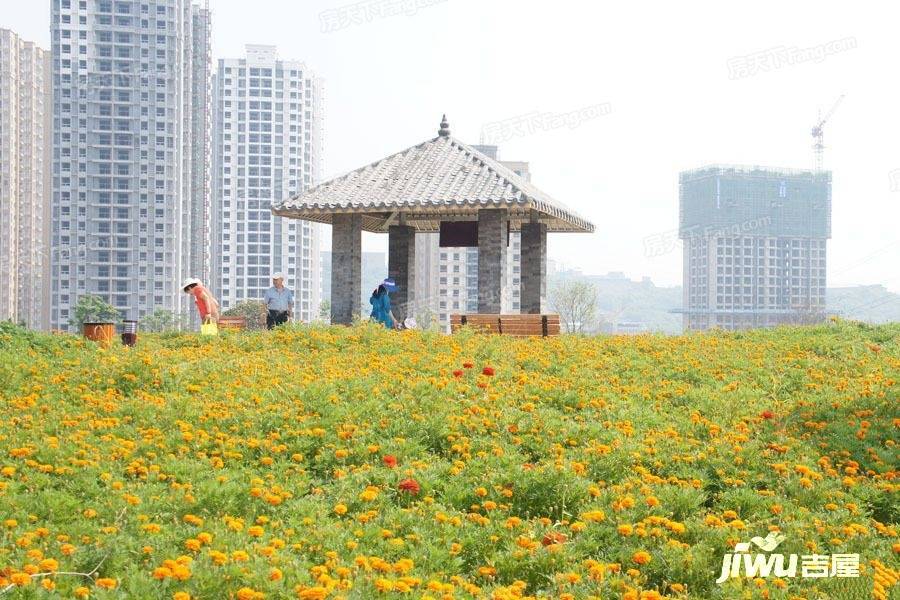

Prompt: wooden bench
[
  {"left": 450, "top": 314, "right": 560, "bottom": 337},
  {"left": 217, "top": 316, "right": 246, "bottom": 331}
]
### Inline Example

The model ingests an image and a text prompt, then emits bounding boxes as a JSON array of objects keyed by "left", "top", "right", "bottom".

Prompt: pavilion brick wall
[
  {"left": 331, "top": 214, "right": 362, "bottom": 324},
  {"left": 520, "top": 222, "right": 547, "bottom": 314},
  {"left": 388, "top": 224, "right": 416, "bottom": 322},
  {"left": 477, "top": 208, "right": 508, "bottom": 313}
]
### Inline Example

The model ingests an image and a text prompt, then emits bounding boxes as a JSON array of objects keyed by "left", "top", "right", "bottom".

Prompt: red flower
[
  {"left": 482, "top": 366, "right": 495, "bottom": 377},
  {"left": 761, "top": 410, "right": 775, "bottom": 420},
  {"left": 398, "top": 478, "right": 420, "bottom": 495},
  {"left": 463, "top": 362, "right": 474, "bottom": 369},
  {"left": 382, "top": 455, "right": 398, "bottom": 468},
  {"left": 452, "top": 370, "right": 463, "bottom": 378}
]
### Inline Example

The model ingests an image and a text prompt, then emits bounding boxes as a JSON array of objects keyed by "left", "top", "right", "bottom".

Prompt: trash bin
[{"left": 121, "top": 320, "right": 138, "bottom": 346}]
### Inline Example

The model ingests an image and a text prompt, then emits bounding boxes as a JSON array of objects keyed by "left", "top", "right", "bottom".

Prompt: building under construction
[{"left": 679, "top": 165, "right": 831, "bottom": 330}]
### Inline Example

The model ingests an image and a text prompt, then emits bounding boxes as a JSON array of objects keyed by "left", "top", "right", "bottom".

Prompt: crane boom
[{"left": 812, "top": 93, "right": 845, "bottom": 171}]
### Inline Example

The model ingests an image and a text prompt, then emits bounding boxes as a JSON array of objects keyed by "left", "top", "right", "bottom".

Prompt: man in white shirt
[{"left": 264, "top": 273, "right": 294, "bottom": 329}]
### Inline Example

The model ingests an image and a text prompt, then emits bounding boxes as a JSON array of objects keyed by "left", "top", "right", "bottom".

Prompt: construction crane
[{"left": 811, "top": 94, "right": 845, "bottom": 171}]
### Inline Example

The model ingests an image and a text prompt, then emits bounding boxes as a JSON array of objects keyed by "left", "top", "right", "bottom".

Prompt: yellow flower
[
  {"left": 248, "top": 525, "right": 264, "bottom": 537},
  {"left": 360, "top": 486, "right": 379, "bottom": 501},
  {"left": 582, "top": 510, "right": 606, "bottom": 523}
]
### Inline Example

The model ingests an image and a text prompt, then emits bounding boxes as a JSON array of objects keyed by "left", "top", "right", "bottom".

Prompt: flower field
[{"left": 0, "top": 321, "right": 897, "bottom": 599}]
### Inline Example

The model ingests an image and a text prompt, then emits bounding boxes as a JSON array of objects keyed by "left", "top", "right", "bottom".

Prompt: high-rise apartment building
[
  {"left": 416, "top": 144, "right": 529, "bottom": 329},
  {"left": 0, "top": 29, "right": 51, "bottom": 330},
  {"left": 211, "top": 45, "right": 323, "bottom": 321},
  {"left": 50, "top": 0, "right": 211, "bottom": 330},
  {"left": 679, "top": 164, "right": 831, "bottom": 330}
]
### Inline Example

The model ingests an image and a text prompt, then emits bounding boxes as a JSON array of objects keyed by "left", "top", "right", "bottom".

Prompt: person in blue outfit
[{"left": 369, "top": 278, "right": 399, "bottom": 329}]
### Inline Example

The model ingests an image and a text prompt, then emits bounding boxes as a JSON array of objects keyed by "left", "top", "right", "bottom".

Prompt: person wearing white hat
[
  {"left": 182, "top": 277, "right": 220, "bottom": 324},
  {"left": 264, "top": 272, "right": 294, "bottom": 329}
]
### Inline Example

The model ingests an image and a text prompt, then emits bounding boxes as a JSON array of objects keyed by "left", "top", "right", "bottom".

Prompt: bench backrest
[
  {"left": 218, "top": 316, "right": 246, "bottom": 331},
  {"left": 450, "top": 314, "right": 560, "bottom": 336}
]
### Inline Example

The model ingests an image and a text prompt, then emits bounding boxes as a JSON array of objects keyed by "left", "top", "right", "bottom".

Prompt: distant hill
[
  {"left": 550, "top": 271, "right": 900, "bottom": 333},
  {"left": 549, "top": 270, "right": 683, "bottom": 333},
  {"left": 827, "top": 285, "right": 900, "bottom": 323}
]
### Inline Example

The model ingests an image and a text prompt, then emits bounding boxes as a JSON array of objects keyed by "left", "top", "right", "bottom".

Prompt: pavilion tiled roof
[{"left": 272, "top": 118, "right": 594, "bottom": 233}]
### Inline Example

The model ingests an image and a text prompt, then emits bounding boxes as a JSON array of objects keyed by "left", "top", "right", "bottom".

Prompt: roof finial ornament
[{"left": 438, "top": 114, "right": 450, "bottom": 137}]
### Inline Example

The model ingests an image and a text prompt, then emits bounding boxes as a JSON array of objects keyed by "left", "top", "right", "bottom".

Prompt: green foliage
[
  {"left": 70, "top": 294, "right": 121, "bottom": 328},
  {"left": 222, "top": 300, "right": 267, "bottom": 330},
  {"left": 140, "top": 308, "right": 186, "bottom": 333},
  {"left": 318, "top": 298, "right": 331, "bottom": 322}
]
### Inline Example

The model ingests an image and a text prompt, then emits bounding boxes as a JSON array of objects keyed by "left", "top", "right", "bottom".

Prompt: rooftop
[
  {"left": 272, "top": 116, "right": 594, "bottom": 234},
  {"left": 681, "top": 164, "right": 831, "bottom": 180}
]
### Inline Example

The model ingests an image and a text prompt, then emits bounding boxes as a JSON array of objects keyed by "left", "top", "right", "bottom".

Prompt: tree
[
  {"left": 141, "top": 308, "right": 186, "bottom": 333},
  {"left": 71, "top": 295, "right": 121, "bottom": 329},
  {"left": 222, "top": 300, "right": 267, "bottom": 330},
  {"left": 549, "top": 280, "right": 598, "bottom": 334},
  {"left": 318, "top": 299, "right": 331, "bottom": 323}
]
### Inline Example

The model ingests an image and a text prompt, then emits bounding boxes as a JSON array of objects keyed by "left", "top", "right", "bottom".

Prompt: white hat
[
  {"left": 271, "top": 272, "right": 284, "bottom": 280},
  {"left": 181, "top": 277, "right": 201, "bottom": 292}
]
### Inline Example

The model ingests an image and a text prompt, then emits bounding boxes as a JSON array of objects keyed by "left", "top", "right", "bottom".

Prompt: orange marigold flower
[
  {"left": 632, "top": 551, "right": 652, "bottom": 565},
  {"left": 296, "top": 587, "right": 328, "bottom": 600},
  {"left": 38, "top": 558, "right": 59, "bottom": 572},
  {"left": 236, "top": 587, "right": 262, "bottom": 600},
  {"left": 95, "top": 578, "right": 116, "bottom": 589}
]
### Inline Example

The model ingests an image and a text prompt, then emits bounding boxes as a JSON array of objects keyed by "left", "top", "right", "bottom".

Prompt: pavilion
[{"left": 272, "top": 116, "right": 594, "bottom": 325}]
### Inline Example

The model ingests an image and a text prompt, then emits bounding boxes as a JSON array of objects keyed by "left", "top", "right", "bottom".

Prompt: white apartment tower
[
  {"left": 50, "top": 0, "right": 211, "bottom": 330},
  {"left": 0, "top": 30, "right": 51, "bottom": 329},
  {"left": 679, "top": 165, "right": 831, "bottom": 330},
  {"left": 211, "top": 45, "right": 324, "bottom": 321}
]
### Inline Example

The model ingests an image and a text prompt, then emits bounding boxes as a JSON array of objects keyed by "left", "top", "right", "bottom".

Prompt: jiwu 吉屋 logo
[{"left": 716, "top": 532, "right": 860, "bottom": 584}]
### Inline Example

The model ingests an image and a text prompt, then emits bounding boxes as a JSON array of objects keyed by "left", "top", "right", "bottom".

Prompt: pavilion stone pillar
[
  {"left": 388, "top": 224, "right": 416, "bottom": 322},
  {"left": 520, "top": 221, "right": 548, "bottom": 314},
  {"left": 477, "top": 208, "right": 508, "bottom": 313},
  {"left": 331, "top": 213, "right": 362, "bottom": 324}
]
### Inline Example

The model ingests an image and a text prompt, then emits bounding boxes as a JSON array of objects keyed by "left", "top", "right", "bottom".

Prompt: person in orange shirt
[{"left": 181, "top": 278, "right": 220, "bottom": 325}]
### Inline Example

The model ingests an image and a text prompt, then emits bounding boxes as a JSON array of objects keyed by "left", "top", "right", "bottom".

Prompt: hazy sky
[{"left": 9, "top": 0, "right": 900, "bottom": 291}]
